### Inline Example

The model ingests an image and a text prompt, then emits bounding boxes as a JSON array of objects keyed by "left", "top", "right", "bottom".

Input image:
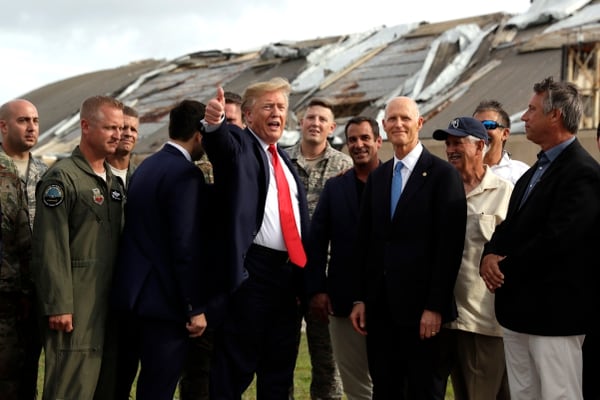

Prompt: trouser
[
  {"left": 329, "top": 315, "right": 372, "bottom": 400},
  {"left": 436, "top": 328, "right": 509, "bottom": 400},
  {"left": 503, "top": 328, "right": 584, "bottom": 400},
  {"left": 136, "top": 318, "right": 190, "bottom": 400},
  {"left": 41, "top": 322, "right": 104, "bottom": 400},
  {"left": 210, "top": 244, "right": 300, "bottom": 400},
  {"left": 366, "top": 315, "right": 446, "bottom": 400},
  {"left": 179, "top": 329, "right": 214, "bottom": 400},
  {"left": 290, "top": 309, "right": 342, "bottom": 400},
  {"left": 0, "top": 297, "right": 27, "bottom": 400},
  {"left": 583, "top": 330, "right": 600, "bottom": 400}
]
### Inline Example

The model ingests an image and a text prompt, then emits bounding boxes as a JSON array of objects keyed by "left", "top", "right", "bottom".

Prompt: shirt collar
[
  {"left": 394, "top": 141, "right": 423, "bottom": 173},
  {"left": 542, "top": 136, "right": 575, "bottom": 163},
  {"left": 166, "top": 141, "right": 192, "bottom": 162}
]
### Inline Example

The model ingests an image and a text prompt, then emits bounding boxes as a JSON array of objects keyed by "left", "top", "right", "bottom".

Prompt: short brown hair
[{"left": 80, "top": 96, "right": 124, "bottom": 121}]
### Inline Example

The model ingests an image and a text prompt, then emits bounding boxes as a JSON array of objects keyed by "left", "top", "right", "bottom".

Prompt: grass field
[{"left": 37, "top": 333, "right": 455, "bottom": 399}]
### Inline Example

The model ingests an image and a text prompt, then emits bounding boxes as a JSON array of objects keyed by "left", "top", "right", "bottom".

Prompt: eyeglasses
[{"left": 481, "top": 120, "right": 505, "bottom": 130}]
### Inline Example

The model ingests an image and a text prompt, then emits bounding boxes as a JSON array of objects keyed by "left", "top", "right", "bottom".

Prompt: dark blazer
[
  {"left": 111, "top": 144, "right": 210, "bottom": 321},
  {"left": 353, "top": 146, "right": 467, "bottom": 327},
  {"left": 202, "top": 123, "right": 310, "bottom": 294},
  {"left": 483, "top": 138, "right": 600, "bottom": 336},
  {"left": 306, "top": 168, "right": 364, "bottom": 317}
]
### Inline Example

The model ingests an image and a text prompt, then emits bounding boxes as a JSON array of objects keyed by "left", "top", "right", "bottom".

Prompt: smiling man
[
  {"left": 432, "top": 117, "right": 512, "bottom": 399},
  {"left": 349, "top": 96, "right": 466, "bottom": 400},
  {"left": 107, "top": 105, "right": 139, "bottom": 189},
  {"left": 472, "top": 100, "right": 529, "bottom": 184}
]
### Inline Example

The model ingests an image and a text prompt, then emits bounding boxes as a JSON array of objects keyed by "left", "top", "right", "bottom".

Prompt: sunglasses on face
[{"left": 481, "top": 120, "right": 505, "bottom": 130}]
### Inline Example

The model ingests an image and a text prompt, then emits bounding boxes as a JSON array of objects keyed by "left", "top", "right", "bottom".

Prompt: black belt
[{"left": 248, "top": 244, "right": 290, "bottom": 264}]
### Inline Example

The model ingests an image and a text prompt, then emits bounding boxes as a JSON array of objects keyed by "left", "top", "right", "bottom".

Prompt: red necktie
[{"left": 268, "top": 144, "right": 306, "bottom": 267}]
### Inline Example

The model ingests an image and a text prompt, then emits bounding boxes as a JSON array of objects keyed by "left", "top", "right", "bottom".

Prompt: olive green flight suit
[{"left": 31, "top": 146, "right": 123, "bottom": 400}]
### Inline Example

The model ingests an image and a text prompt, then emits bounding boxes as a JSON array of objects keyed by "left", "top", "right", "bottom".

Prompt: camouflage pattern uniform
[
  {"left": 0, "top": 146, "right": 49, "bottom": 231},
  {"left": 0, "top": 146, "right": 48, "bottom": 400},
  {"left": 195, "top": 153, "right": 214, "bottom": 184},
  {"left": 0, "top": 158, "right": 33, "bottom": 399},
  {"left": 286, "top": 141, "right": 352, "bottom": 400}
]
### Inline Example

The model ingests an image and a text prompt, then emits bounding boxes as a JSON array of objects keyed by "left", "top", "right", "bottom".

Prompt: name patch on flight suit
[
  {"left": 42, "top": 184, "right": 65, "bottom": 207},
  {"left": 92, "top": 188, "right": 104, "bottom": 205}
]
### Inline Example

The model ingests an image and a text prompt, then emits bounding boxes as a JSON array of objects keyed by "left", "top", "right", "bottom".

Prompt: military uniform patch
[
  {"left": 92, "top": 188, "right": 104, "bottom": 205},
  {"left": 110, "top": 189, "right": 123, "bottom": 202},
  {"left": 42, "top": 184, "right": 65, "bottom": 207}
]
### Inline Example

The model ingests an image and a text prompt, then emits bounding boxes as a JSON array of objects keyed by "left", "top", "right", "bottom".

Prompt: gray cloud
[{"left": 1, "top": 0, "right": 528, "bottom": 101}]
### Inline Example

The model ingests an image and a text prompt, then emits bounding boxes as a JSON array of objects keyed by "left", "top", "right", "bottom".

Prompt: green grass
[{"left": 37, "top": 333, "right": 454, "bottom": 399}]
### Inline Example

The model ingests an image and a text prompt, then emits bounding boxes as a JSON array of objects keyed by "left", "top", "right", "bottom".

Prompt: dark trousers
[
  {"left": 113, "top": 312, "right": 141, "bottom": 400},
  {"left": 583, "top": 332, "right": 600, "bottom": 400},
  {"left": 366, "top": 314, "right": 446, "bottom": 400},
  {"left": 114, "top": 314, "right": 190, "bottom": 400},
  {"left": 209, "top": 244, "right": 301, "bottom": 400},
  {"left": 20, "top": 298, "right": 42, "bottom": 400},
  {"left": 0, "top": 292, "right": 41, "bottom": 400},
  {"left": 179, "top": 329, "right": 214, "bottom": 400}
]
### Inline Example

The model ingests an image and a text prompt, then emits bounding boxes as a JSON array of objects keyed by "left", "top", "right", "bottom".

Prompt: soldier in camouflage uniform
[
  {"left": 0, "top": 99, "right": 47, "bottom": 399},
  {"left": 285, "top": 98, "right": 352, "bottom": 400},
  {"left": 31, "top": 96, "right": 124, "bottom": 400},
  {"left": 0, "top": 160, "right": 33, "bottom": 399}
]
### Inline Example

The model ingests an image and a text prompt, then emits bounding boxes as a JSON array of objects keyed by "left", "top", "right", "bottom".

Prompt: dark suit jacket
[
  {"left": 353, "top": 146, "right": 467, "bottom": 327},
  {"left": 483, "top": 138, "right": 600, "bottom": 336},
  {"left": 111, "top": 144, "right": 210, "bottom": 322},
  {"left": 202, "top": 123, "right": 310, "bottom": 295},
  {"left": 306, "top": 168, "right": 363, "bottom": 317}
]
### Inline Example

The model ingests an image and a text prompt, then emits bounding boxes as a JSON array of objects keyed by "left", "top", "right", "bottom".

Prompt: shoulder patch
[{"left": 42, "top": 184, "right": 65, "bottom": 207}]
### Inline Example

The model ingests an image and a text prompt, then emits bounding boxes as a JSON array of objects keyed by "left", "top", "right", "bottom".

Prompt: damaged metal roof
[{"left": 26, "top": 0, "right": 600, "bottom": 160}]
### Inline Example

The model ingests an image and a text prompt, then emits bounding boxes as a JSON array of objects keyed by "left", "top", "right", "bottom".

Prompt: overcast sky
[{"left": 1, "top": 0, "right": 531, "bottom": 103}]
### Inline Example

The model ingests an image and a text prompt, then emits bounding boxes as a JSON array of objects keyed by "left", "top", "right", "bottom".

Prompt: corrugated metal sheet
[{"left": 27, "top": 1, "right": 600, "bottom": 159}]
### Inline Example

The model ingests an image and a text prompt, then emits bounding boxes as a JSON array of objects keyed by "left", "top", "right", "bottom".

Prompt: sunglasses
[{"left": 481, "top": 120, "right": 505, "bottom": 130}]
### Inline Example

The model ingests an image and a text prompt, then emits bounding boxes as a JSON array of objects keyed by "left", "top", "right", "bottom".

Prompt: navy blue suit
[
  {"left": 353, "top": 146, "right": 466, "bottom": 400},
  {"left": 110, "top": 143, "right": 211, "bottom": 400},
  {"left": 306, "top": 168, "right": 364, "bottom": 317},
  {"left": 202, "top": 123, "right": 310, "bottom": 400}
]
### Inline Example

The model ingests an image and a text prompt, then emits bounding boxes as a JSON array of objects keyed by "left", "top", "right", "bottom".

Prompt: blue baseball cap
[{"left": 433, "top": 117, "right": 489, "bottom": 144}]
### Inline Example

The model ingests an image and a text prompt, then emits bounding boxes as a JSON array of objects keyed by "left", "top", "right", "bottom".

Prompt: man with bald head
[
  {"left": 349, "top": 97, "right": 467, "bottom": 399},
  {"left": 0, "top": 99, "right": 48, "bottom": 227},
  {"left": 0, "top": 99, "right": 48, "bottom": 399}
]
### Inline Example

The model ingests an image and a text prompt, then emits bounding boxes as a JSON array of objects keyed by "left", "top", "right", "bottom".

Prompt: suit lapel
[
  {"left": 341, "top": 169, "right": 360, "bottom": 216},
  {"left": 515, "top": 139, "right": 580, "bottom": 213}
]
